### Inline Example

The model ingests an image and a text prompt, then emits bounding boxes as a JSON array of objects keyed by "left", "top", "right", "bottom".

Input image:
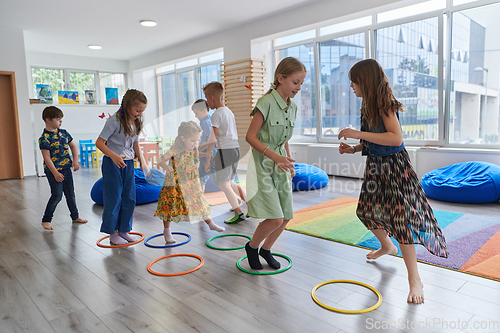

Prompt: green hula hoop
[
  {"left": 237, "top": 253, "right": 292, "bottom": 275},
  {"left": 311, "top": 280, "right": 382, "bottom": 313},
  {"left": 206, "top": 234, "right": 252, "bottom": 250}
]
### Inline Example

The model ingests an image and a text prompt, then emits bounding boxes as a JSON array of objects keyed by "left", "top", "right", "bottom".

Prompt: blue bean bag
[
  {"left": 421, "top": 161, "right": 500, "bottom": 203},
  {"left": 91, "top": 168, "right": 163, "bottom": 205},
  {"left": 292, "top": 163, "right": 329, "bottom": 191}
]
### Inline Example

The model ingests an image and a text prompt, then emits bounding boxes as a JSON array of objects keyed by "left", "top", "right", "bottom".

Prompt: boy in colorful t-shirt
[{"left": 39, "top": 106, "right": 87, "bottom": 230}]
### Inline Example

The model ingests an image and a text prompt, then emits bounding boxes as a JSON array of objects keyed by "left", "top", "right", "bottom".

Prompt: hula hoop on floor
[
  {"left": 206, "top": 234, "right": 252, "bottom": 250},
  {"left": 311, "top": 280, "right": 382, "bottom": 314},
  {"left": 96, "top": 232, "right": 145, "bottom": 248},
  {"left": 144, "top": 232, "right": 191, "bottom": 248},
  {"left": 236, "top": 253, "right": 292, "bottom": 275},
  {"left": 147, "top": 254, "right": 204, "bottom": 276}
]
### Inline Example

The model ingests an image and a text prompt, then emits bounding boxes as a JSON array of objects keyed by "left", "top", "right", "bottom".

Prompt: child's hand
[
  {"left": 274, "top": 155, "right": 295, "bottom": 173},
  {"left": 54, "top": 171, "right": 64, "bottom": 182},
  {"left": 199, "top": 151, "right": 212, "bottom": 158},
  {"left": 162, "top": 165, "right": 174, "bottom": 173},
  {"left": 204, "top": 160, "right": 211, "bottom": 172},
  {"left": 72, "top": 160, "right": 80, "bottom": 171},
  {"left": 143, "top": 165, "right": 151, "bottom": 178},
  {"left": 111, "top": 154, "right": 127, "bottom": 168},
  {"left": 338, "top": 127, "right": 361, "bottom": 140},
  {"left": 339, "top": 142, "right": 355, "bottom": 154}
]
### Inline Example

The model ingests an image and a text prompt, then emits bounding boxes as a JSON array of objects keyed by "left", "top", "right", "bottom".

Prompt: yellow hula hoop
[{"left": 311, "top": 280, "right": 382, "bottom": 314}]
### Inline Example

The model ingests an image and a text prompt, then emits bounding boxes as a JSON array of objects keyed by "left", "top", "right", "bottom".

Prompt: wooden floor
[{"left": 1, "top": 167, "right": 500, "bottom": 333}]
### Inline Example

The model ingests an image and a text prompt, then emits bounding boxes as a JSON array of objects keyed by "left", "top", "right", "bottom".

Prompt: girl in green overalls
[{"left": 245, "top": 57, "right": 307, "bottom": 270}]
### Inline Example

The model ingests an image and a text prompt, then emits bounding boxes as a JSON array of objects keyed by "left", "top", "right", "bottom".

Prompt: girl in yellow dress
[{"left": 155, "top": 121, "right": 225, "bottom": 243}]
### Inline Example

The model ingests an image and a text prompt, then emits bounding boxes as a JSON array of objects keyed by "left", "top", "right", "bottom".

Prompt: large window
[
  {"left": 31, "top": 67, "right": 126, "bottom": 105},
  {"left": 376, "top": 17, "right": 440, "bottom": 141},
  {"left": 273, "top": 0, "right": 500, "bottom": 148},
  {"left": 276, "top": 43, "right": 315, "bottom": 141},
  {"left": 449, "top": 3, "right": 500, "bottom": 144},
  {"left": 319, "top": 33, "right": 366, "bottom": 139},
  {"left": 156, "top": 52, "right": 223, "bottom": 137}
]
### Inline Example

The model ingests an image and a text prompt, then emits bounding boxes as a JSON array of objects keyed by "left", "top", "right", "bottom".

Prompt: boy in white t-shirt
[{"left": 202, "top": 82, "right": 247, "bottom": 224}]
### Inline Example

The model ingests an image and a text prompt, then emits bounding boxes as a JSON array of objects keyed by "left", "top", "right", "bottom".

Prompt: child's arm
[
  {"left": 133, "top": 141, "right": 151, "bottom": 177},
  {"left": 96, "top": 137, "right": 126, "bottom": 169},
  {"left": 284, "top": 142, "right": 296, "bottom": 178},
  {"left": 246, "top": 109, "right": 295, "bottom": 173},
  {"left": 157, "top": 151, "right": 174, "bottom": 174},
  {"left": 339, "top": 142, "right": 363, "bottom": 154},
  {"left": 41, "top": 149, "right": 64, "bottom": 182},
  {"left": 68, "top": 141, "right": 80, "bottom": 171},
  {"left": 338, "top": 108, "right": 403, "bottom": 146},
  {"left": 203, "top": 127, "right": 218, "bottom": 172}
]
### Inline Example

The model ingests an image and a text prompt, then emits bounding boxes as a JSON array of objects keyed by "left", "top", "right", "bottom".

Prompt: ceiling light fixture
[
  {"left": 140, "top": 20, "right": 157, "bottom": 27},
  {"left": 88, "top": 45, "right": 102, "bottom": 50}
]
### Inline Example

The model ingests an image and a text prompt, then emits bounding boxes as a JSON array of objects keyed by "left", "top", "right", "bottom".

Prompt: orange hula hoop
[{"left": 147, "top": 254, "right": 204, "bottom": 276}]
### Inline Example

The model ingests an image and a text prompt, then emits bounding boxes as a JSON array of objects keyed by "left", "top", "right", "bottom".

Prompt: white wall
[{"left": 0, "top": 27, "right": 36, "bottom": 177}]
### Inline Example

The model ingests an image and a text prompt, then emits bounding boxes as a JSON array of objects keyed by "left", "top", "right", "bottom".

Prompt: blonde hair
[
  {"left": 203, "top": 81, "right": 224, "bottom": 99},
  {"left": 266, "top": 57, "right": 307, "bottom": 95},
  {"left": 116, "top": 89, "right": 147, "bottom": 137},
  {"left": 348, "top": 59, "right": 404, "bottom": 128},
  {"left": 173, "top": 121, "right": 202, "bottom": 151}
]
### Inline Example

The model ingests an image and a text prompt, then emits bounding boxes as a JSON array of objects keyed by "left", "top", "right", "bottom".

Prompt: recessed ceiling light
[
  {"left": 88, "top": 45, "right": 102, "bottom": 50},
  {"left": 140, "top": 20, "right": 157, "bottom": 27}
]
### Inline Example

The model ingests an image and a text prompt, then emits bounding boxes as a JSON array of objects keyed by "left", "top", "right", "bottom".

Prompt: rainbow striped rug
[{"left": 287, "top": 197, "right": 500, "bottom": 281}]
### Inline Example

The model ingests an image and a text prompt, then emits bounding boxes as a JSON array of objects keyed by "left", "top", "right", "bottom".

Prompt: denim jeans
[
  {"left": 100, "top": 156, "right": 136, "bottom": 234},
  {"left": 42, "top": 168, "right": 79, "bottom": 222}
]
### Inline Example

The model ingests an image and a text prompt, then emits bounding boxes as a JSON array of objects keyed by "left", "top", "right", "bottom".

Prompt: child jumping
[
  {"left": 39, "top": 106, "right": 87, "bottom": 230},
  {"left": 202, "top": 82, "right": 247, "bottom": 224},
  {"left": 245, "top": 57, "right": 306, "bottom": 269},
  {"left": 96, "top": 89, "right": 150, "bottom": 245},
  {"left": 155, "top": 121, "right": 225, "bottom": 243},
  {"left": 338, "top": 59, "right": 448, "bottom": 303}
]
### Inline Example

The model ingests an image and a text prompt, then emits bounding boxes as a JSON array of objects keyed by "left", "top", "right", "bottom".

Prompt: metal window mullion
[{"left": 314, "top": 40, "right": 321, "bottom": 143}]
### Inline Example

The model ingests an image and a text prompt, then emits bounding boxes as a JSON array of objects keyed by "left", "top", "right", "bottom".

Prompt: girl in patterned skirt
[
  {"left": 338, "top": 59, "right": 448, "bottom": 304},
  {"left": 155, "top": 121, "right": 224, "bottom": 243}
]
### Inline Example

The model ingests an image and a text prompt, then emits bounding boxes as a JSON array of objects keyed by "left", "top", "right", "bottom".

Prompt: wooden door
[{"left": 0, "top": 71, "right": 24, "bottom": 179}]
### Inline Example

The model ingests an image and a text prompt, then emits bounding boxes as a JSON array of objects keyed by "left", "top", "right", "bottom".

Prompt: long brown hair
[
  {"left": 115, "top": 89, "right": 147, "bottom": 137},
  {"left": 173, "top": 121, "right": 202, "bottom": 152},
  {"left": 266, "top": 57, "right": 307, "bottom": 96},
  {"left": 348, "top": 59, "right": 404, "bottom": 128}
]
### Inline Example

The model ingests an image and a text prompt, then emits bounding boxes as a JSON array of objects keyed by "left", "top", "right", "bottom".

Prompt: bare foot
[
  {"left": 366, "top": 244, "right": 398, "bottom": 260},
  {"left": 72, "top": 217, "right": 88, "bottom": 224},
  {"left": 407, "top": 279, "right": 424, "bottom": 304},
  {"left": 42, "top": 222, "right": 54, "bottom": 230}
]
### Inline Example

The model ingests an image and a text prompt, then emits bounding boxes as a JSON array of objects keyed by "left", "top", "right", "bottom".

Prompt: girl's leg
[
  {"left": 203, "top": 217, "right": 225, "bottom": 232},
  {"left": 245, "top": 218, "right": 283, "bottom": 269},
  {"left": 366, "top": 229, "right": 398, "bottom": 260},
  {"left": 400, "top": 244, "right": 424, "bottom": 304},
  {"left": 219, "top": 181, "right": 241, "bottom": 213},
  {"left": 230, "top": 181, "right": 247, "bottom": 203},
  {"left": 163, "top": 219, "right": 176, "bottom": 243},
  {"left": 258, "top": 219, "right": 289, "bottom": 269}
]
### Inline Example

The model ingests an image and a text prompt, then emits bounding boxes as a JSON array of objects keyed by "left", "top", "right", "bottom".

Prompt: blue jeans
[
  {"left": 42, "top": 168, "right": 79, "bottom": 222},
  {"left": 100, "top": 156, "right": 136, "bottom": 234}
]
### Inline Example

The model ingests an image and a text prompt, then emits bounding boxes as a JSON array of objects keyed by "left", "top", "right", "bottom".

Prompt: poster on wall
[
  {"left": 36, "top": 84, "right": 53, "bottom": 104},
  {"left": 58, "top": 91, "right": 79, "bottom": 104},
  {"left": 105, "top": 87, "right": 119, "bottom": 104},
  {"left": 85, "top": 90, "right": 96, "bottom": 104}
]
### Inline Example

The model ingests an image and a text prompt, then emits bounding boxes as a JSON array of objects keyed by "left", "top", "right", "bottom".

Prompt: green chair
[{"left": 161, "top": 137, "right": 174, "bottom": 154}]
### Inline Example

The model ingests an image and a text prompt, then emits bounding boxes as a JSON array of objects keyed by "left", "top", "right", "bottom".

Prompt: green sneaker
[
  {"left": 224, "top": 213, "right": 246, "bottom": 224},
  {"left": 246, "top": 212, "right": 250, "bottom": 218}
]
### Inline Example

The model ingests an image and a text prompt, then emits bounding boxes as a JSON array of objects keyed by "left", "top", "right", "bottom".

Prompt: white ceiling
[{"left": 0, "top": 0, "right": 318, "bottom": 61}]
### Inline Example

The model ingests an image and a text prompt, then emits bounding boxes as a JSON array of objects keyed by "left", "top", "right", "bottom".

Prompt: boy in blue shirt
[
  {"left": 192, "top": 99, "right": 218, "bottom": 193},
  {"left": 39, "top": 106, "right": 87, "bottom": 230}
]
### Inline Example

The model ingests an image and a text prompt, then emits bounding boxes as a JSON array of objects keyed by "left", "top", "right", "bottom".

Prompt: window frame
[{"left": 30, "top": 66, "right": 127, "bottom": 106}]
